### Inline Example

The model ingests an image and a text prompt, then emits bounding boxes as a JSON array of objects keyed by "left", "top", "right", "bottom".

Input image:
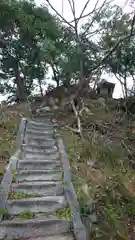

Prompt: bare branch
[
  {"left": 78, "top": 0, "right": 91, "bottom": 22},
  {"left": 67, "top": 0, "right": 74, "bottom": 13},
  {"left": 82, "top": 0, "right": 107, "bottom": 37},
  {"left": 69, "top": 0, "right": 113, "bottom": 23},
  {"left": 45, "top": 0, "right": 74, "bottom": 29},
  {"left": 84, "top": 27, "right": 104, "bottom": 37},
  {"left": 67, "top": 0, "right": 77, "bottom": 27}
]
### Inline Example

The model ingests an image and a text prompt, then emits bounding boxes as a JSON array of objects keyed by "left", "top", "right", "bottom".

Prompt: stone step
[
  {"left": 35, "top": 113, "right": 53, "bottom": 119},
  {"left": 24, "top": 142, "right": 57, "bottom": 149},
  {"left": 25, "top": 138, "right": 55, "bottom": 146},
  {"left": 23, "top": 147, "right": 58, "bottom": 156},
  {"left": 0, "top": 216, "right": 72, "bottom": 239},
  {"left": 18, "top": 159, "right": 61, "bottom": 170},
  {"left": 26, "top": 137, "right": 55, "bottom": 145},
  {"left": 26, "top": 129, "right": 54, "bottom": 136},
  {"left": 27, "top": 124, "right": 54, "bottom": 131},
  {"left": 26, "top": 134, "right": 54, "bottom": 141},
  {"left": 15, "top": 170, "right": 62, "bottom": 182},
  {"left": 24, "top": 152, "right": 59, "bottom": 160},
  {"left": 27, "top": 234, "right": 73, "bottom": 240},
  {"left": 28, "top": 120, "right": 52, "bottom": 126},
  {"left": 11, "top": 181, "right": 63, "bottom": 196},
  {"left": 23, "top": 145, "right": 57, "bottom": 154},
  {"left": 28, "top": 234, "right": 73, "bottom": 240},
  {"left": 6, "top": 196, "right": 67, "bottom": 215}
]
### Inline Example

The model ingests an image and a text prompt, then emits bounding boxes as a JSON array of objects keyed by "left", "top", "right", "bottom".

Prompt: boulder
[{"left": 38, "top": 106, "right": 51, "bottom": 112}]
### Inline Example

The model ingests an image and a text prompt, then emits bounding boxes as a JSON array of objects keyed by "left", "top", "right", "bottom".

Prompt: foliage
[
  {"left": 0, "top": 0, "right": 61, "bottom": 101},
  {"left": 99, "top": 6, "right": 135, "bottom": 96},
  {"left": 19, "top": 211, "right": 33, "bottom": 219}
]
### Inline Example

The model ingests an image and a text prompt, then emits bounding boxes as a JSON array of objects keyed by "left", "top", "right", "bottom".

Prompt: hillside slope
[
  {"left": 49, "top": 97, "right": 135, "bottom": 240},
  {"left": 0, "top": 103, "right": 30, "bottom": 180}
]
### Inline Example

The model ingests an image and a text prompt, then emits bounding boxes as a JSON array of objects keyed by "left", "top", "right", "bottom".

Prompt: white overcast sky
[{"left": 0, "top": 0, "right": 134, "bottom": 101}]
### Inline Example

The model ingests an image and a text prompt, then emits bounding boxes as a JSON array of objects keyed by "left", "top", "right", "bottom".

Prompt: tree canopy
[{"left": 0, "top": 0, "right": 135, "bottom": 101}]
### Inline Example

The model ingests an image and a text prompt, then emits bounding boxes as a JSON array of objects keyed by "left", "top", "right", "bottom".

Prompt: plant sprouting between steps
[
  {"left": 19, "top": 211, "right": 33, "bottom": 219},
  {"left": 8, "top": 192, "right": 40, "bottom": 200}
]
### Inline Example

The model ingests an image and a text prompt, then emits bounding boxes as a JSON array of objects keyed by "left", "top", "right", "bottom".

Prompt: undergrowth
[
  {"left": 0, "top": 103, "right": 30, "bottom": 176},
  {"left": 59, "top": 118, "right": 134, "bottom": 239}
]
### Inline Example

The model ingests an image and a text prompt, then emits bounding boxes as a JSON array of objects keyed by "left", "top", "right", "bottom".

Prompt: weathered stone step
[
  {"left": 6, "top": 196, "right": 67, "bottom": 215},
  {"left": 22, "top": 147, "right": 59, "bottom": 158},
  {"left": 27, "top": 124, "right": 54, "bottom": 131},
  {"left": 24, "top": 152, "right": 59, "bottom": 160},
  {"left": 18, "top": 159, "right": 61, "bottom": 170},
  {"left": 15, "top": 170, "right": 62, "bottom": 182},
  {"left": 28, "top": 120, "right": 52, "bottom": 126},
  {"left": 26, "top": 138, "right": 55, "bottom": 146},
  {"left": 23, "top": 145, "right": 57, "bottom": 154},
  {"left": 29, "top": 234, "right": 73, "bottom": 240},
  {"left": 0, "top": 216, "right": 72, "bottom": 239},
  {"left": 26, "top": 134, "right": 54, "bottom": 142},
  {"left": 23, "top": 142, "right": 56, "bottom": 150},
  {"left": 26, "top": 137, "right": 55, "bottom": 145},
  {"left": 26, "top": 129, "right": 54, "bottom": 136},
  {"left": 11, "top": 181, "right": 63, "bottom": 196}
]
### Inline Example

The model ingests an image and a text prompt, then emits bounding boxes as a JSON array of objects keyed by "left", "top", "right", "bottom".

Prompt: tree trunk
[
  {"left": 124, "top": 79, "right": 128, "bottom": 98},
  {"left": 38, "top": 79, "right": 44, "bottom": 97},
  {"left": 15, "top": 63, "right": 26, "bottom": 102},
  {"left": 51, "top": 64, "right": 59, "bottom": 87}
]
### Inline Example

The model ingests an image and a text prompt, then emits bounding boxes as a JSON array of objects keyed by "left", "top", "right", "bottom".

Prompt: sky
[{"left": 0, "top": 0, "right": 134, "bottom": 101}]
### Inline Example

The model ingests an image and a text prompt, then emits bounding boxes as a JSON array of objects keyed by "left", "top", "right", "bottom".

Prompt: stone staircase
[{"left": 0, "top": 115, "right": 87, "bottom": 240}]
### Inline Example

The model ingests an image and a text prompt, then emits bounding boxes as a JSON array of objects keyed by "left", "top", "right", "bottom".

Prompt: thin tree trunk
[
  {"left": 38, "top": 79, "right": 44, "bottom": 97},
  {"left": 51, "top": 64, "right": 60, "bottom": 87},
  {"left": 15, "top": 63, "right": 26, "bottom": 102}
]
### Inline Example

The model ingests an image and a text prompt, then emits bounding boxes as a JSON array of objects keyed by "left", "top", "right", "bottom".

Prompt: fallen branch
[
  {"left": 70, "top": 99, "right": 83, "bottom": 138},
  {"left": 121, "top": 139, "right": 135, "bottom": 168}
]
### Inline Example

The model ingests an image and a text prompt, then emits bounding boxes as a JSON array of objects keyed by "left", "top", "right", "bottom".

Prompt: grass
[
  {"left": 0, "top": 209, "right": 8, "bottom": 214},
  {"left": 19, "top": 211, "right": 33, "bottom": 219},
  {"left": 12, "top": 171, "right": 17, "bottom": 183},
  {"left": 59, "top": 127, "right": 133, "bottom": 240},
  {"left": 8, "top": 192, "right": 40, "bottom": 200},
  {"left": 0, "top": 103, "right": 30, "bottom": 175},
  {"left": 40, "top": 207, "right": 72, "bottom": 220}
]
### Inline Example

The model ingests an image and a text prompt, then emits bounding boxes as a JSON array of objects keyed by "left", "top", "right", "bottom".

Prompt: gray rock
[{"left": 41, "top": 106, "right": 51, "bottom": 112}]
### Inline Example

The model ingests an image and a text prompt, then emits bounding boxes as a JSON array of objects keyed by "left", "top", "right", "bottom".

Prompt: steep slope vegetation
[{"left": 53, "top": 97, "right": 135, "bottom": 240}]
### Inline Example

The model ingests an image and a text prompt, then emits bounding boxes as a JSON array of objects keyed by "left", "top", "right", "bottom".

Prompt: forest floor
[{"left": 54, "top": 97, "right": 135, "bottom": 240}]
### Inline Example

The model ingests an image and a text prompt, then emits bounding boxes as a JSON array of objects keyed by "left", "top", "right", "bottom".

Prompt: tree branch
[
  {"left": 45, "top": 0, "right": 74, "bottom": 29},
  {"left": 78, "top": 0, "right": 91, "bottom": 22},
  {"left": 70, "top": 99, "right": 83, "bottom": 138},
  {"left": 90, "top": 32, "right": 135, "bottom": 72},
  {"left": 82, "top": 0, "right": 107, "bottom": 37},
  {"left": 69, "top": 0, "right": 113, "bottom": 23}
]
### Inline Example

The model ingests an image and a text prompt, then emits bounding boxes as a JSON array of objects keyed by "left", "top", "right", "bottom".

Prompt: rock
[
  {"left": 84, "top": 107, "right": 94, "bottom": 116},
  {"left": 82, "top": 184, "right": 89, "bottom": 196},
  {"left": 97, "top": 97, "right": 106, "bottom": 108},
  {"left": 52, "top": 105, "right": 59, "bottom": 110},
  {"left": 36, "top": 108, "right": 40, "bottom": 113},
  {"left": 40, "top": 106, "right": 51, "bottom": 112}
]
